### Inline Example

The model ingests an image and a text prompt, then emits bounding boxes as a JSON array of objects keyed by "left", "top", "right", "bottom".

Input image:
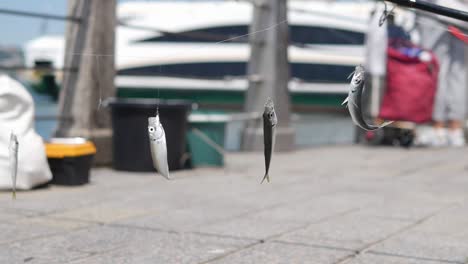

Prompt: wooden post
[
  {"left": 56, "top": 0, "right": 116, "bottom": 165},
  {"left": 242, "top": 0, "right": 294, "bottom": 151}
]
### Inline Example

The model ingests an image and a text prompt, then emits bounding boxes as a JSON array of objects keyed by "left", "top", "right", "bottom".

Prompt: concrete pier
[{"left": 0, "top": 145, "right": 467, "bottom": 263}]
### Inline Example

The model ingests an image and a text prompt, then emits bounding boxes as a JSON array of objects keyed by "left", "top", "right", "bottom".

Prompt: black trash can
[{"left": 107, "top": 98, "right": 192, "bottom": 172}]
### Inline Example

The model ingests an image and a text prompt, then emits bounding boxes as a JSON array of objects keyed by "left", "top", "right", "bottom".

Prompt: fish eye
[{"left": 148, "top": 127, "right": 155, "bottom": 133}]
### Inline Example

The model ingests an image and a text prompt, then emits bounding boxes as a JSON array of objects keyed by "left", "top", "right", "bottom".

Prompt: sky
[{"left": 0, "top": 0, "right": 136, "bottom": 47}]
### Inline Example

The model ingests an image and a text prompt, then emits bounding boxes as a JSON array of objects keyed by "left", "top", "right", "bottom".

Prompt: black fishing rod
[{"left": 384, "top": 0, "right": 468, "bottom": 22}]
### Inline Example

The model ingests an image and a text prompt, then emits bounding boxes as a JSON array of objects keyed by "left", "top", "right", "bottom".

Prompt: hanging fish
[
  {"left": 148, "top": 114, "right": 170, "bottom": 180},
  {"left": 262, "top": 98, "right": 277, "bottom": 184},
  {"left": 9, "top": 132, "right": 18, "bottom": 199},
  {"left": 342, "top": 65, "right": 392, "bottom": 131}
]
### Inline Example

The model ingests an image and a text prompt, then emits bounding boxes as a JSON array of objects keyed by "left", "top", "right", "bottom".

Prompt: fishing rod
[{"left": 384, "top": 0, "right": 468, "bottom": 22}]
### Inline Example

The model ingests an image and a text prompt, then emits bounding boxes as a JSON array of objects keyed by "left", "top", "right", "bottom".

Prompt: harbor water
[
  {"left": 33, "top": 92, "right": 355, "bottom": 149},
  {"left": 33, "top": 89, "right": 58, "bottom": 140}
]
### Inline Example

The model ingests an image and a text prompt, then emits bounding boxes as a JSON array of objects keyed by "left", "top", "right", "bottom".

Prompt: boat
[{"left": 24, "top": 0, "right": 373, "bottom": 110}]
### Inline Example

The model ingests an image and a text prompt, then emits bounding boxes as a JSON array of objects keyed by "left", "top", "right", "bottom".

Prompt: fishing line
[
  {"left": 58, "top": 16, "right": 289, "bottom": 114},
  {"left": 65, "top": 19, "right": 288, "bottom": 60},
  {"left": 95, "top": 54, "right": 103, "bottom": 111},
  {"left": 46, "top": 4, "right": 468, "bottom": 120},
  {"left": 214, "top": 19, "right": 287, "bottom": 44},
  {"left": 414, "top": 17, "right": 468, "bottom": 39},
  {"left": 156, "top": 65, "right": 162, "bottom": 116}
]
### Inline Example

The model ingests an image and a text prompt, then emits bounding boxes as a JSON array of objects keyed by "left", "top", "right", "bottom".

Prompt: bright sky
[{"left": 0, "top": 0, "right": 136, "bottom": 47}]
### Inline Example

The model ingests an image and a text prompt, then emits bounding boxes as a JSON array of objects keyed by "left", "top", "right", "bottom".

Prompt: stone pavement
[{"left": 0, "top": 145, "right": 468, "bottom": 264}]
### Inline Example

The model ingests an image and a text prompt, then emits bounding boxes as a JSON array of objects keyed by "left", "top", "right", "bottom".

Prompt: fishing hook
[{"left": 379, "top": 1, "right": 396, "bottom": 27}]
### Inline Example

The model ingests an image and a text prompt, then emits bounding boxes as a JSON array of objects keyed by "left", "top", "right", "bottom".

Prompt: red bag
[{"left": 379, "top": 42, "right": 439, "bottom": 124}]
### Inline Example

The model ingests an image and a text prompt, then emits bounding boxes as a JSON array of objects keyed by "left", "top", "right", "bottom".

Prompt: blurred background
[
  {"left": 1, "top": 0, "right": 373, "bottom": 150},
  {"left": 0, "top": 0, "right": 467, "bottom": 168},
  {"left": 1, "top": 1, "right": 468, "bottom": 263}
]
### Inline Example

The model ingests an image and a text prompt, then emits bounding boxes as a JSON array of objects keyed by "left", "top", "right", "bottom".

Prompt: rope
[{"left": 191, "top": 128, "right": 226, "bottom": 156}]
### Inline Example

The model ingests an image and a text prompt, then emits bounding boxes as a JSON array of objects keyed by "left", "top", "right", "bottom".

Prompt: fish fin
[
  {"left": 260, "top": 174, "right": 270, "bottom": 184},
  {"left": 379, "top": 120, "right": 394, "bottom": 128},
  {"left": 341, "top": 97, "right": 349, "bottom": 106}
]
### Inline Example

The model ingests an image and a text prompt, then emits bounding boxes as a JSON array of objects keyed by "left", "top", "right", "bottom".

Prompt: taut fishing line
[
  {"left": 155, "top": 65, "right": 162, "bottom": 116},
  {"left": 51, "top": 3, "right": 467, "bottom": 121},
  {"left": 65, "top": 19, "right": 288, "bottom": 62},
  {"left": 414, "top": 16, "right": 468, "bottom": 39},
  {"left": 95, "top": 54, "right": 103, "bottom": 111},
  {"left": 64, "top": 18, "right": 288, "bottom": 111}
]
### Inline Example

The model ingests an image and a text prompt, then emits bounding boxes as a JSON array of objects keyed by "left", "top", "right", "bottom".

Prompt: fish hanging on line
[
  {"left": 342, "top": 65, "right": 393, "bottom": 131},
  {"left": 262, "top": 98, "right": 277, "bottom": 184},
  {"left": 9, "top": 132, "right": 18, "bottom": 199},
  {"left": 148, "top": 114, "right": 170, "bottom": 180}
]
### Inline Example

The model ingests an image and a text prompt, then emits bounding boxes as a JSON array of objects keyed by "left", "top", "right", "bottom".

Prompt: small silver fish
[
  {"left": 262, "top": 98, "right": 277, "bottom": 184},
  {"left": 9, "top": 132, "right": 18, "bottom": 199},
  {"left": 342, "top": 65, "right": 392, "bottom": 131},
  {"left": 148, "top": 114, "right": 170, "bottom": 180}
]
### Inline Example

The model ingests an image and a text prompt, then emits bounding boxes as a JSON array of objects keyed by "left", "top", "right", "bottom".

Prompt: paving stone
[
  {"left": 65, "top": 225, "right": 254, "bottom": 264},
  {"left": 0, "top": 146, "right": 466, "bottom": 263},
  {"left": 371, "top": 230, "right": 468, "bottom": 263},
  {"left": 277, "top": 211, "right": 412, "bottom": 251},
  {"left": 192, "top": 211, "right": 308, "bottom": 240},
  {"left": 114, "top": 198, "right": 258, "bottom": 232},
  {"left": 0, "top": 239, "right": 89, "bottom": 264},
  {"left": 0, "top": 216, "right": 92, "bottom": 245},
  {"left": 0, "top": 207, "right": 38, "bottom": 223},
  {"left": 358, "top": 201, "right": 448, "bottom": 221},
  {"left": 409, "top": 206, "right": 468, "bottom": 238},
  {"left": 345, "top": 252, "right": 451, "bottom": 264},
  {"left": 47, "top": 203, "right": 151, "bottom": 224},
  {"left": 208, "top": 241, "right": 351, "bottom": 264}
]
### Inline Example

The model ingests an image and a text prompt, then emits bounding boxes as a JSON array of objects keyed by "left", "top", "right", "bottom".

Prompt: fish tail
[
  {"left": 260, "top": 174, "right": 270, "bottom": 184},
  {"left": 12, "top": 190, "right": 16, "bottom": 200},
  {"left": 341, "top": 97, "right": 349, "bottom": 106}
]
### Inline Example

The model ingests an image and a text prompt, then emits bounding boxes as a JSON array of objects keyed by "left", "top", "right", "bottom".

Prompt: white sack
[{"left": 0, "top": 74, "right": 52, "bottom": 190}]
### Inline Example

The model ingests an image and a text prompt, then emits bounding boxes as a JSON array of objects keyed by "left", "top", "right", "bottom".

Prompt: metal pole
[
  {"left": 384, "top": 0, "right": 468, "bottom": 22},
  {"left": 0, "top": 8, "right": 81, "bottom": 22},
  {"left": 242, "top": 0, "right": 294, "bottom": 152}
]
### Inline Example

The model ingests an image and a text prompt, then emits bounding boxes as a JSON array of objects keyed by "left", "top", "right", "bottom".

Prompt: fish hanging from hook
[
  {"left": 342, "top": 65, "right": 393, "bottom": 131},
  {"left": 148, "top": 111, "right": 170, "bottom": 180}
]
